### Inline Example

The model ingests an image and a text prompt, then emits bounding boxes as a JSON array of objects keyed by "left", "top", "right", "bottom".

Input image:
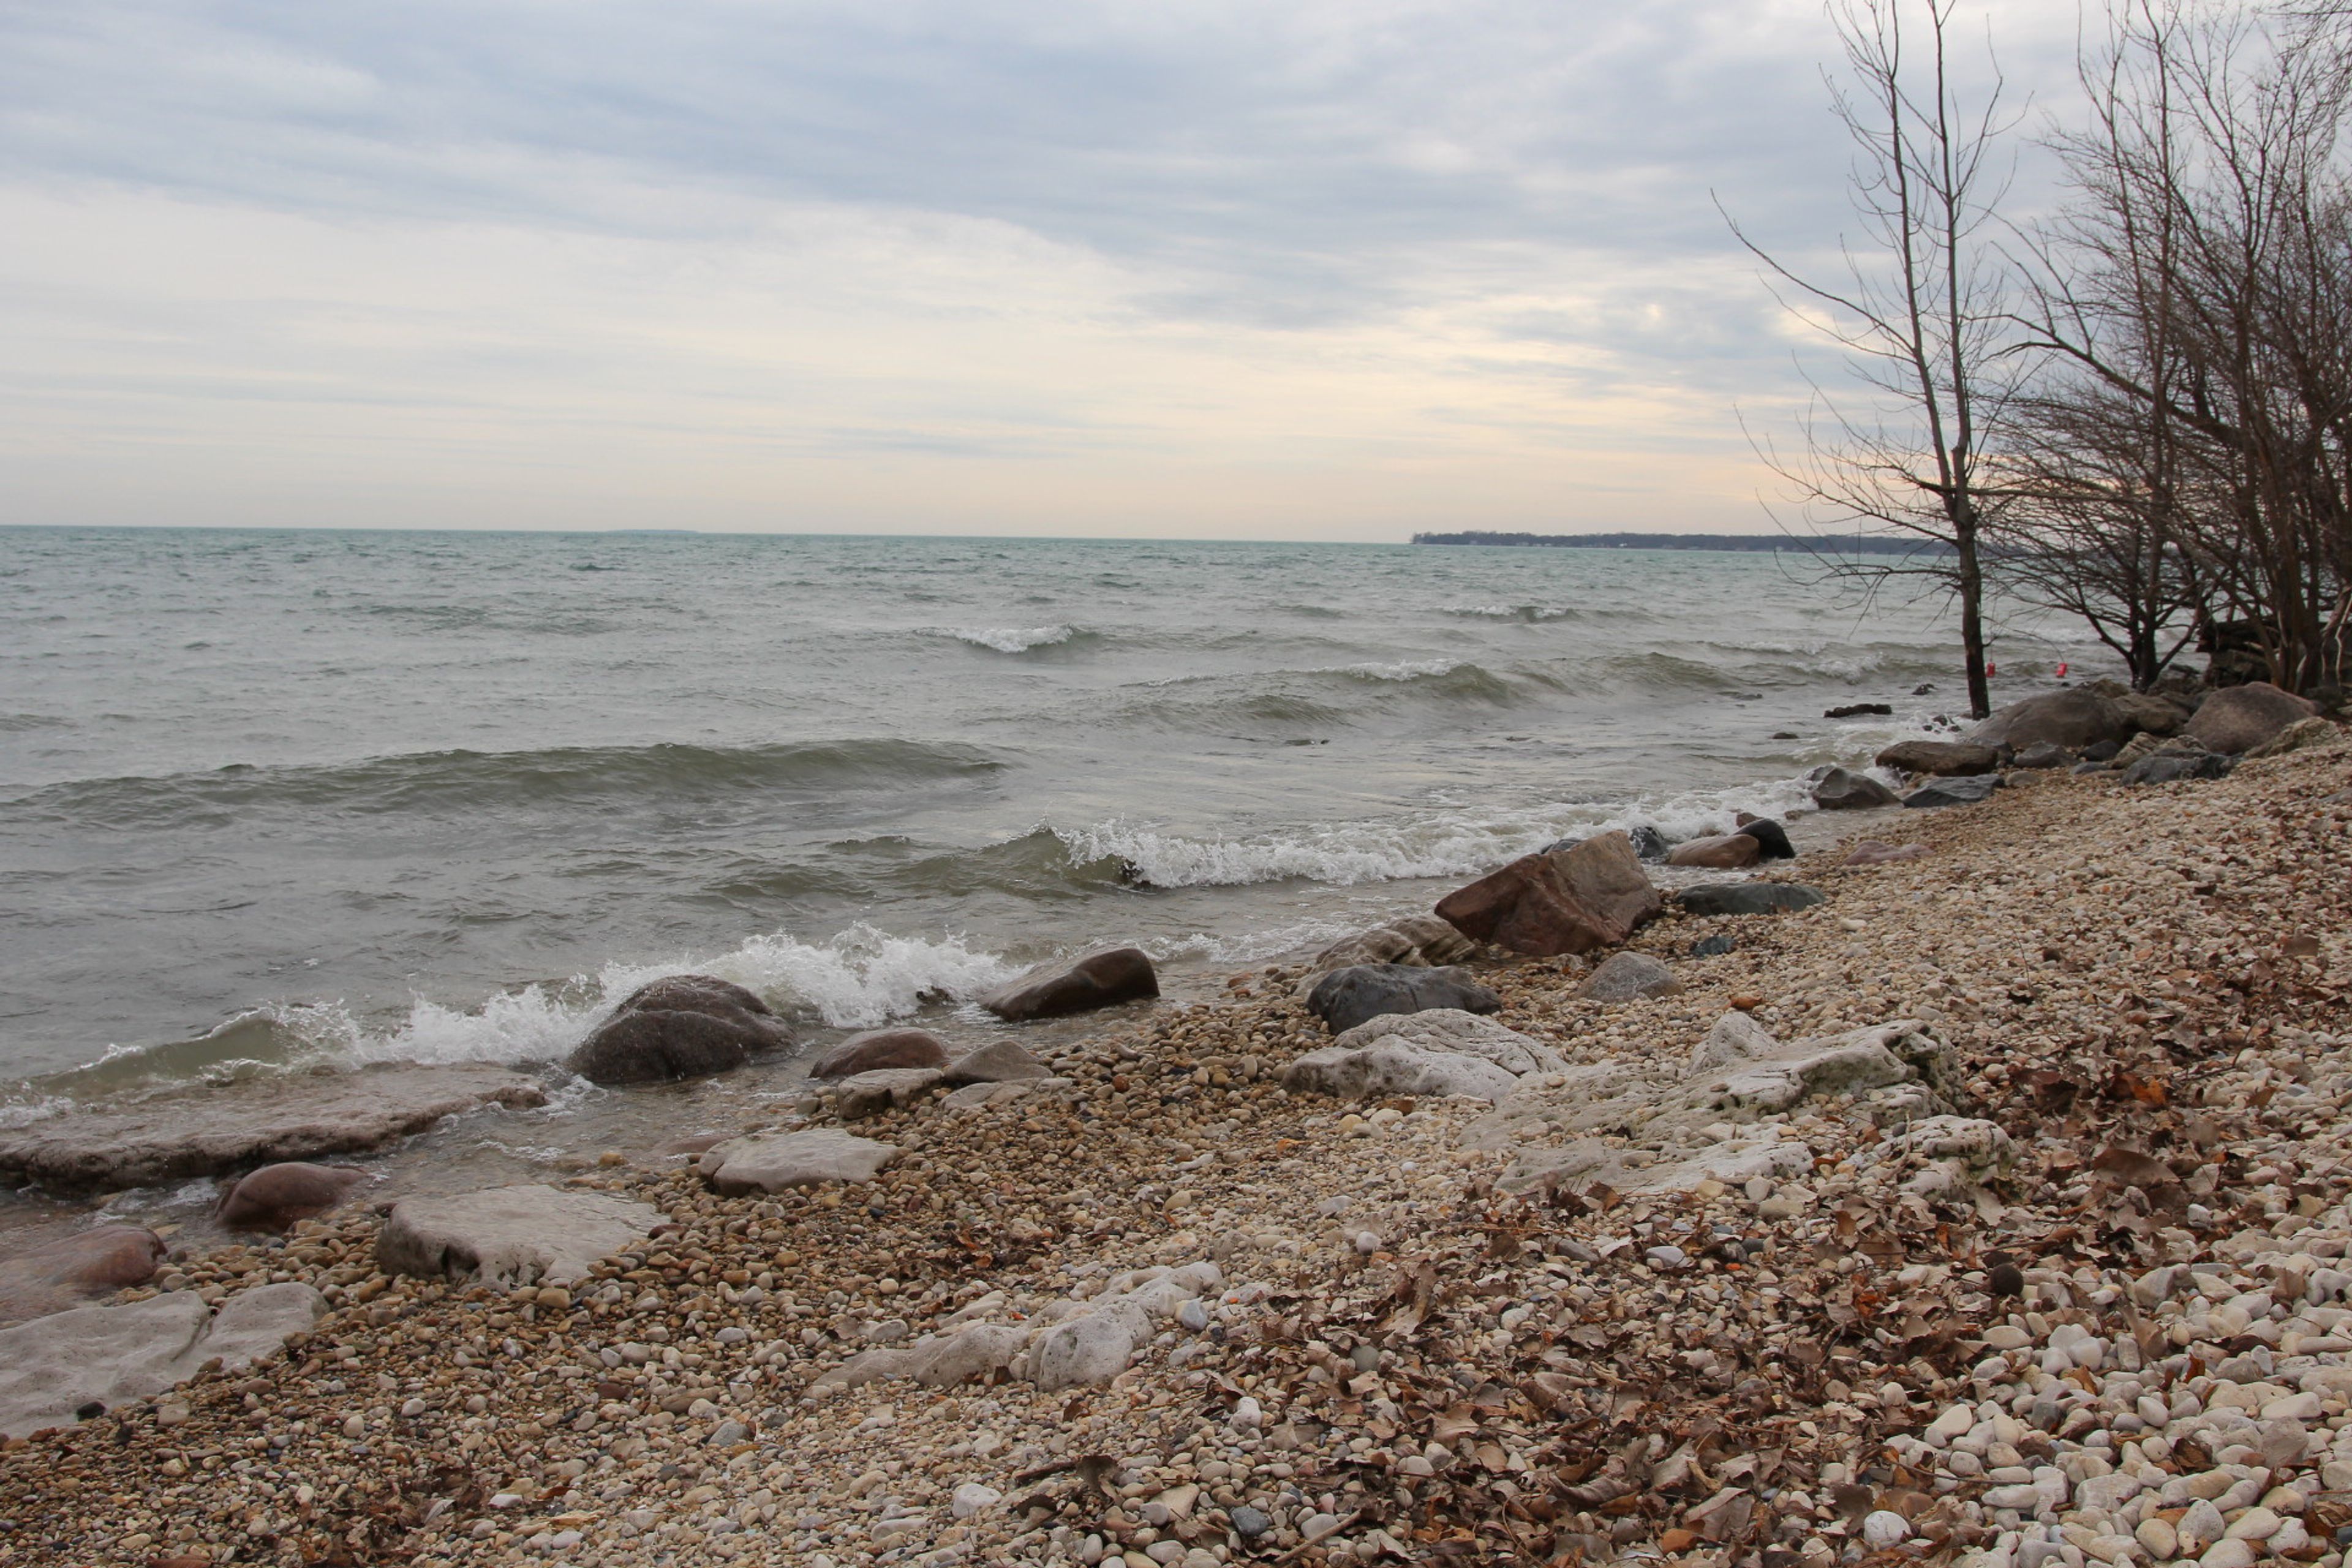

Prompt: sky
[{"left": 0, "top": 0, "right": 2090, "bottom": 541}]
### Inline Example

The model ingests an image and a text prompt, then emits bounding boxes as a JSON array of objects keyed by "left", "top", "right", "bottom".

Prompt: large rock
[
  {"left": 1875, "top": 739, "right": 2000, "bottom": 776},
  {"left": 2114, "top": 692, "right": 2187, "bottom": 736},
  {"left": 1581, "top": 952, "right": 1683, "bottom": 1002},
  {"left": 831, "top": 1067, "right": 946, "bottom": 1118},
  {"left": 1434, "top": 832, "right": 1660, "bottom": 957},
  {"left": 0, "top": 1282, "right": 324, "bottom": 1438},
  {"left": 696, "top": 1129, "right": 900, "bottom": 1194},
  {"left": 1811, "top": 767, "right": 1899, "bottom": 810},
  {"left": 567, "top": 974, "right": 795, "bottom": 1085},
  {"left": 1969, "top": 690, "right": 2132, "bottom": 751},
  {"left": 1706, "top": 1021, "right": 1938, "bottom": 1113},
  {"left": 1303, "top": 963, "right": 1500, "bottom": 1036},
  {"left": 2248, "top": 715, "right": 2339, "bottom": 758},
  {"left": 215, "top": 1163, "right": 368, "bottom": 1232},
  {"left": 0, "top": 1063, "right": 549, "bottom": 1191},
  {"left": 1025, "top": 1304, "right": 1147, "bottom": 1392},
  {"left": 941, "top": 1039, "right": 1050, "bottom": 1085},
  {"left": 2121, "top": 752, "right": 2234, "bottom": 785},
  {"left": 1688, "top": 1011, "right": 1781, "bottom": 1076},
  {"left": 1665, "top": 834, "right": 1760, "bottom": 869},
  {"left": 376, "top": 1183, "right": 662, "bottom": 1286},
  {"left": 1330, "top": 1009, "right": 1566, "bottom": 1075},
  {"left": 1735, "top": 817, "right": 1798, "bottom": 860},
  {"left": 2187, "top": 682, "right": 2323, "bottom": 754},
  {"left": 0, "top": 1226, "right": 166, "bottom": 1327},
  {"left": 807, "top": 1028, "right": 949, "bottom": 1079},
  {"left": 1283, "top": 1038, "right": 1520, "bottom": 1101},
  {"left": 1306, "top": 914, "right": 1477, "bottom": 976},
  {"left": 1903, "top": 774, "right": 2002, "bottom": 807},
  {"left": 981, "top": 948, "right": 1159, "bottom": 1022},
  {"left": 1676, "top": 883, "right": 1825, "bottom": 917}
]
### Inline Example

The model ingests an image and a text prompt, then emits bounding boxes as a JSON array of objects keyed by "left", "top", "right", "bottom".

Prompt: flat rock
[
  {"left": 1331, "top": 1009, "right": 1566, "bottom": 1074},
  {"left": 981, "top": 947, "right": 1159, "bottom": 1021},
  {"left": 215, "top": 1162, "right": 369, "bottom": 1232},
  {"left": 1283, "top": 1038, "right": 1521, "bottom": 1101},
  {"left": 811, "top": 1322, "right": 1031, "bottom": 1393},
  {"left": 1842, "top": 840, "right": 1929, "bottom": 867},
  {"left": 830, "top": 1067, "right": 947, "bottom": 1117},
  {"left": 376, "top": 1183, "right": 662, "bottom": 1286},
  {"left": 0, "top": 1224, "right": 167, "bottom": 1327},
  {"left": 1435, "top": 831, "right": 1660, "bottom": 957},
  {"left": 1676, "top": 883, "right": 1826, "bottom": 917},
  {"left": 1025, "top": 1303, "right": 1148, "bottom": 1390},
  {"left": 1706, "top": 1020, "right": 1940, "bottom": 1113},
  {"left": 1903, "top": 774, "right": 2002, "bottom": 807},
  {"left": 1581, "top": 952, "right": 1683, "bottom": 1001},
  {"left": 2186, "top": 681, "right": 2320, "bottom": 754},
  {"left": 1665, "top": 834, "right": 1760, "bottom": 869},
  {"left": 2122, "top": 752, "right": 2234, "bottom": 785},
  {"left": 941, "top": 1078, "right": 1071, "bottom": 1111},
  {"left": 1303, "top": 963, "right": 1501, "bottom": 1036},
  {"left": 567, "top": 974, "right": 795, "bottom": 1085},
  {"left": 0, "top": 1063, "right": 549, "bottom": 1191},
  {"left": 697, "top": 1129, "right": 900, "bottom": 1194},
  {"left": 807, "top": 1028, "right": 949, "bottom": 1079},
  {"left": 941, "top": 1039, "right": 1049, "bottom": 1085},
  {"left": 1969, "top": 690, "right": 2132, "bottom": 751},
  {"left": 1306, "top": 914, "right": 1477, "bottom": 977},
  {"left": 1876, "top": 739, "right": 2000, "bottom": 776},
  {"left": 1811, "top": 767, "right": 1899, "bottom": 809},
  {"left": 0, "top": 1282, "right": 324, "bottom": 1438}
]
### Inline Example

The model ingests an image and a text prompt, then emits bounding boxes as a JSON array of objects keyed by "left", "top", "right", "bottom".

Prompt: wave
[
  {"left": 938, "top": 625, "right": 1084, "bottom": 654},
  {"left": 4, "top": 738, "right": 1009, "bottom": 826}
]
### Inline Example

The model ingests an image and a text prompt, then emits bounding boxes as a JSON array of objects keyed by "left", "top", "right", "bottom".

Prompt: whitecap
[{"left": 940, "top": 625, "right": 1076, "bottom": 654}]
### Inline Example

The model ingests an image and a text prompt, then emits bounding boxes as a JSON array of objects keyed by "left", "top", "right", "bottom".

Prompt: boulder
[
  {"left": 1303, "top": 964, "right": 1501, "bottom": 1036},
  {"left": 807, "top": 1028, "right": 949, "bottom": 1079},
  {"left": 0, "top": 1225, "right": 167, "bottom": 1327},
  {"left": 1875, "top": 740, "right": 2000, "bottom": 776},
  {"left": 376, "top": 1183, "right": 663, "bottom": 1286},
  {"left": 1902, "top": 774, "right": 2002, "bottom": 807},
  {"left": 1733, "top": 818, "right": 1797, "bottom": 859},
  {"left": 1330, "top": 1009, "right": 1566, "bottom": 1076},
  {"left": 1581, "top": 952, "right": 1683, "bottom": 1002},
  {"left": 831, "top": 1067, "right": 946, "bottom": 1118},
  {"left": 1676, "top": 883, "right": 1825, "bottom": 918},
  {"left": 2186, "top": 680, "right": 2321, "bottom": 754},
  {"left": 2247, "top": 715, "right": 2338, "bottom": 758},
  {"left": 696, "top": 1129, "right": 900, "bottom": 1194},
  {"left": 2012, "top": 741, "right": 2071, "bottom": 770},
  {"left": 1968, "top": 690, "right": 2132, "bottom": 752},
  {"left": 1283, "top": 1039, "right": 1520, "bottom": 1101},
  {"left": 1665, "top": 834, "right": 1760, "bottom": 869},
  {"left": 1811, "top": 767, "right": 1899, "bottom": 810},
  {"left": 1306, "top": 914, "right": 1477, "bottom": 976},
  {"left": 1841, "top": 840, "right": 1929, "bottom": 867},
  {"left": 0, "top": 1063, "right": 548, "bottom": 1191},
  {"left": 941, "top": 1039, "right": 1050, "bottom": 1085},
  {"left": 1435, "top": 832, "right": 1660, "bottom": 957},
  {"left": 2121, "top": 752, "right": 2235, "bottom": 785},
  {"left": 981, "top": 948, "right": 1158, "bottom": 1022},
  {"left": 567, "top": 974, "right": 795, "bottom": 1085},
  {"left": 0, "top": 1282, "right": 325, "bottom": 1439},
  {"left": 1709, "top": 1028, "right": 1921, "bottom": 1114},
  {"left": 1545, "top": 825, "right": 1670, "bottom": 862},
  {"left": 1688, "top": 1011, "right": 1781, "bottom": 1076},
  {"left": 2114, "top": 692, "right": 2187, "bottom": 736},
  {"left": 214, "top": 1163, "right": 368, "bottom": 1232},
  {"left": 1025, "top": 1303, "right": 1147, "bottom": 1391}
]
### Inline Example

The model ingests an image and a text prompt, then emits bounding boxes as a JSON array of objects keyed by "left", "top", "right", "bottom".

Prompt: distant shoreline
[{"left": 1411, "top": 529, "right": 1954, "bottom": 556}]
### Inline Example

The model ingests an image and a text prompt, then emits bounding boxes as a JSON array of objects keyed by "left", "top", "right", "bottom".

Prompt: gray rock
[
  {"left": 1687, "top": 1011, "right": 1781, "bottom": 1076},
  {"left": 1331, "top": 1009, "right": 1566, "bottom": 1074},
  {"left": 940, "top": 1079, "right": 1070, "bottom": 1111},
  {"left": 1231, "top": 1506, "right": 1271, "bottom": 1538},
  {"left": 1676, "top": 883, "right": 1825, "bottom": 917},
  {"left": 1969, "top": 690, "right": 2133, "bottom": 752},
  {"left": 1689, "top": 934, "right": 1737, "bottom": 957},
  {"left": 1303, "top": 963, "right": 1501, "bottom": 1035},
  {"left": 830, "top": 1067, "right": 946, "bottom": 1118},
  {"left": 1706, "top": 1020, "right": 1939, "bottom": 1113},
  {"left": 807, "top": 1028, "right": 949, "bottom": 1079},
  {"left": 1902, "top": 774, "right": 2002, "bottom": 807},
  {"left": 2121, "top": 752, "right": 2236, "bottom": 785},
  {"left": 1283, "top": 1039, "right": 1521, "bottom": 1101},
  {"left": 1026, "top": 1303, "right": 1147, "bottom": 1390},
  {"left": 567, "top": 974, "right": 795, "bottom": 1085},
  {"left": 1811, "top": 767, "right": 1899, "bottom": 810},
  {"left": 981, "top": 947, "right": 1159, "bottom": 1021},
  {"left": 0, "top": 1282, "right": 325, "bottom": 1438},
  {"left": 2185, "top": 681, "right": 2321, "bottom": 754},
  {"left": 1876, "top": 739, "right": 2000, "bottom": 776},
  {"left": 696, "top": 1129, "right": 900, "bottom": 1194},
  {"left": 2012, "top": 741, "right": 2072, "bottom": 770},
  {"left": 1580, "top": 952, "right": 1683, "bottom": 1002},
  {"left": 2247, "top": 715, "right": 2338, "bottom": 758},
  {"left": 0, "top": 1063, "right": 549, "bottom": 1191},
  {"left": 811, "top": 1322, "right": 1030, "bottom": 1393},
  {"left": 1306, "top": 914, "right": 1478, "bottom": 977},
  {"left": 376, "top": 1183, "right": 662, "bottom": 1286},
  {"left": 941, "top": 1039, "right": 1049, "bottom": 1085}
]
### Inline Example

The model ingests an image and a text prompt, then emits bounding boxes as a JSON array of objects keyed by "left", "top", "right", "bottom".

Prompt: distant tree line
[
  {"left": 1410, "top": 530, "right": 1953, "bottom": 554},
  {"left": 1724, "top": 0, "right": 2352, "bottom": 715}
]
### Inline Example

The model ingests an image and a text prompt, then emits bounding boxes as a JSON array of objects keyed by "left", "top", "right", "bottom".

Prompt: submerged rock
[
  {"left": 1302, "top": 963, "right": 1501, "bottom": 1036},
  {"left": 567, "top": 974, "right": 795, "bottom": 1085},
  {"left": 0, "top": 1226, "right": 166, "bottom": 1327},
  {"left": 807, "top": 1028, "right": 949, "bottom": 1079},
  {"left": 214, "top": 1162, "right": 369, "bottom": 1232},
  {"left": 376, "top": 1183, "right": 663, "bottom": 1286},
  {"left": 1435, "top": 831, "right": 1660, "bottom": 957},
  {"left": 981, "top": 947, "right": 1159, "bottom": 1021},
  {"left": 0, "top": 1283, "right": 325, "bottom": 1439}
]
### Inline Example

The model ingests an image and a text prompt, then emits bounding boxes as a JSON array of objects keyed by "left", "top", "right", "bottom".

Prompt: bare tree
[{"left": 1726, "top": 0, "right": 2026, "bottom": 718}]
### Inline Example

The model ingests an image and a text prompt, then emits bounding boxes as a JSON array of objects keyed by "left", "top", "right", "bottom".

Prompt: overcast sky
[{"left": 0, "top": 0, "right": 2087, "bottom": 540}]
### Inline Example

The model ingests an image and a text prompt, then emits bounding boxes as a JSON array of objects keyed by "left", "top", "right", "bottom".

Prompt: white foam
[
  {"left": 1340, "top": 658, "right": 1466, "bottom": 681},
  {"left": 941, "top": 625, "right": 1075, "bottom": 654}
]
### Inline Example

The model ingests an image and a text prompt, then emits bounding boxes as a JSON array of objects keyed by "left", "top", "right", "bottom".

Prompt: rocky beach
[{"left": 0, "top": 687, "right": 2344, "bottom": 1568}]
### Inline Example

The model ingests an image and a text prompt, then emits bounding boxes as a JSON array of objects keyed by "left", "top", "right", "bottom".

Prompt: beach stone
[
  {"left": 1730, "top": 815, "right": 1796, "bottom": 859},
  {"left": 1689, "top": 934, "right": 1736, "bottom": 957},
  {"left": 697, "top": 1129, "right": 900, "bottom": 1194},
  {"left": 951, "top": 1483, "right": 1003, "bottom": 1519},
  {"left": 1330, "top": 1009, "right": 1566, "bottom": 1074},
  {"left": 0, "top": 1225, "right": 167, "bottom": 1327},
  {"left": 1303, "top": 964, "right": 1501, "bottom": 1035},
  {"left": 376, "top": 1183, "right": 662, "bottom": 1286},
  {"left": 1970, "top": 690, "right": 2132, "bottom": 752},
  {"left": 812, "top": 1323, "right": 1030, "bottom": 1393},
  {"left": 1026, "top": 1304, "right": 1147, "bottom": 1390},
  {"left": 831, "top": 1068, "right": 946, "bottom": 1118},
  {"left": 2013, "top": 741, "right": 2072, "bottom": 769},
  {"left": 2187, "top": 681, "right": 2321, "bottom": 754},
  {"left": 1903, "top": 774, "right": 2002, "bottom": 807},
  {"left": 1306, "top": 914, "right": 1477, "bottom": 976},
  {"left": 807, "top": 1028, "right": 949, "bottom": 1079},
  {"left": 1842, "top": 839, "right": 1928, "bottom": 867},
  {"left": 567, "top": 974, "right": 796, "bottom": 1085},
  {"left": 1434, "top": 831, "right": 1660, "bottom": 957},
  {"left": 2122, "top": 752, "right": 2234, "bottom": 785},
  {"left": 981, "top": 947, "right": 1159, "bottom": 1021},
  {"left": 214, "top": 1162, "right": 369, "bottom": 1232},
  {"left": 1581, "top": 952, "right": 1683, "bottom": 1001},
  {"left": 0, "top": 1062, "right": 549, "bottom": 1191},
  {"left": 1688, "top": 1011, "right": 1781, "bottom": 1076},
  {"left": 1707, "top": 1020, "right": 1933, "bottom": 1112},
  {"left": 0, "top": 1282, "right": 325, "bottom": 1438},
  {"left": 1284, "top": 1038, "right": 1520, "bottom": 1101},
  {"left": 1676, "top": 883, "right": 1825, "bottom": 918},
  {"left": 1665, "top": 833, "right": 1760, "bottom": 869},
  {"left": 1812, "top": 767, "right": 1899, "bottom": 809},
  {"left": 941, "top": 1039, "right": 1049, "bottom": 1085},
  {"left": 1877, "top": 739, "right": 1999, "bottom": 775}
]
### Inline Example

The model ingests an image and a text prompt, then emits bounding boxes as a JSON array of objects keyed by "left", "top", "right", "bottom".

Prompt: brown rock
[
  {"left": 0, "top": 1224, "right": 165, "bottom": 1325},
  {"left": 567, "top": 974, "right": 796, "bottom": 1085},
  {"left": 980, "top": 948, "right": 1159, "bottom": 1022},
  {"left": 941, "top": 1039, "right": 1049, "bottom": 1084},
  {"left": 1967, "top": 690, "right": 2133, "bottom": 751},
  {"left": 215, "top": 1162, "right": 368, "bottom": 1231},
  {"left": 2114, "top": 691, "right": 2188, "bottom": 736},
  {"left": 1435, "top": 832, "right": 1661, "bottom": 957},
  {"left": 1875, "top": 739, "right": 2000, "bottom": 776},
  {"left": 807, "top": 1028, "right": 950, "bottom": 1079},
  {"left": 1664, "top": 833, "right": 1762, "bottom": 869},
  {"left": 2185, "top": 680, "right": 2321, "bottom": 754}
]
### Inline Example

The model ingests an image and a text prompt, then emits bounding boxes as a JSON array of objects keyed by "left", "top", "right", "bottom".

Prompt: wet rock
[
  {"left": 1581, "top": 952, "right": 1683, "bottom": 1002},
  {"left": 0, "top": 1063, "right": 549, "bottom": 1191},
  {"left": 696, "top": 1129, "right": 900, "bottom": 1194},
  {"left": 1303, "top": 964, "right": 1500, "bottom": 1036},
  {"left": 0, "top": 1225, "right": 166, "bottom": 1326},
  {"left": 807, "top": 1028, "right": 949, "bottom": 1079},
  {"left": 831, "top": 1067, "right": 947, "bottom": 1118},
  {"left": 941, "top": 1039, "right": 1049, "bottom": 1085},
  {"left": 1676, "top": 883, "right": 1825, "bottom": 917},
  {"left": 1665, "top": 833, "right": 1760, "bottom": 869},
  {"left": 376, "top": 1183, "right": 662, "bottom": 1286},
  {"left": 1841, "top": 840, "right": 1929, "bottom": 867},
  {"left": 1545, "top": 824, "right": 1670, "bottom": 862},
  {"left": 1734, "top": 817, "right": 1796, "bottom": 859},
  {"left": 1875, "top": 739, "right": 2000, "bottom": 776},
  {"left": 1434, "top": 831, "right": 1661, "bottom": 957},
  {"left": 1306, "top": 914, "right": 1477, "bottom": 977},
  {"left": 2186, "top": 680, "right": 2321, "bottom": 754},
  {"left": 1811, "top": 767, "right": 1899, "bottom": 810},
  {"left": 1825, "top": 702, "right": 1893, "bottom": 718},
  {"left": 0, "top": 1283, "right": 325, "bottom": 1438},
  {"left": 2121, "top": 752, "right": 2236, "bottom": 785},
  {"left": 981, "top": 947, "right": 1159, "bottom": 1021},
  {"left": 1902, "top": 774, "right": 2002, "bottom": 807},
  {"left": 1969, "top": 690, "right": 2132, "bottom": 752},
  {"left": 567, "top": 974, "right": 796, "bottom": 1085},
  {"left": 214, "top": 1163, "right": 369, "bottom": 1232}
]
